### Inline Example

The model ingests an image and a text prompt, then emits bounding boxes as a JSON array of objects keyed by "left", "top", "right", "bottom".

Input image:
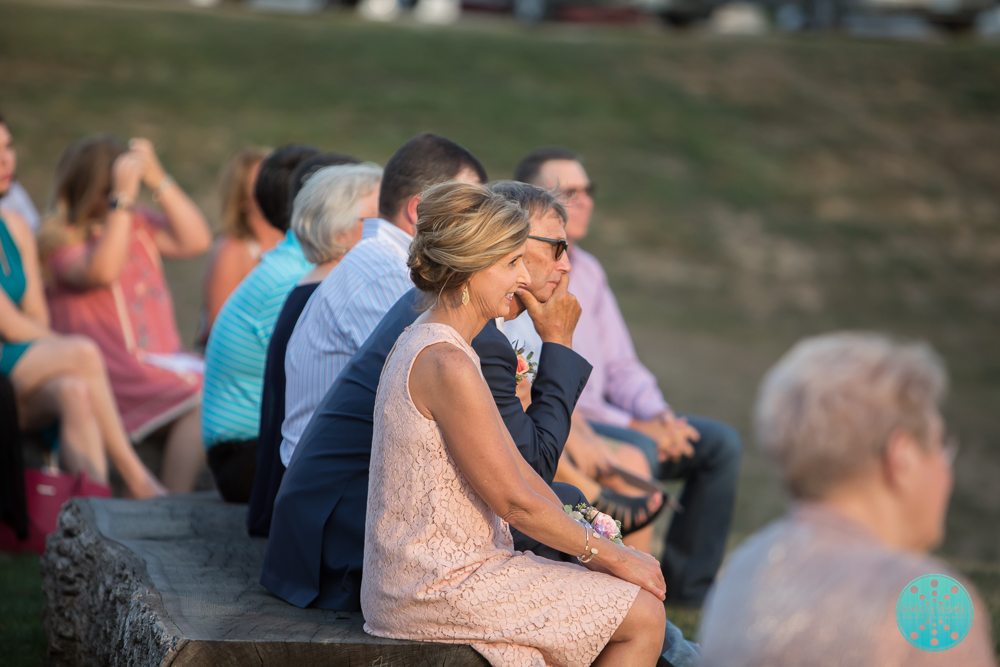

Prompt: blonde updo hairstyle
[{"left": 408, "top": 182, "right": 530, "bottom": 307}]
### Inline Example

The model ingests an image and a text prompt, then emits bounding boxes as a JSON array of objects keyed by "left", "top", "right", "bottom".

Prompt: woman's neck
[
  {"left": 247, "top": 215, "right": 284, "bottom": 252},
  {"left": 421, "top": 299, "right": 490, "bottom": 345},
  {"left": 299, "top": 257, "right": 341, "bottom": 285},
  {"left": 815, "top": 481, "right": 915, "bottom": 552}
]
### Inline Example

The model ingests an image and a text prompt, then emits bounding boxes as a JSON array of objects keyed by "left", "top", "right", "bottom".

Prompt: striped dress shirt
[
  {"left": 280, "top": 218, "right": 413, "bottom": 465},
  {"left": 202, "top": 231, "right": 312, "bottom": 448}
]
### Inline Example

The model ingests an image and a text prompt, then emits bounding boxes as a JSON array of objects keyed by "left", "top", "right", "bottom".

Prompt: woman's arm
[
  {"left": 410, "top": 343, "right": 666, "bottom": 599},
  {"left": 0, "top": 212, "right": 50, "bottom": 340},
  {"left": 131, "top": 139, "right": 211, "bottom": 259},
  {"left": 5, "top": 211, "right": 49, "bottom": 330},
  {"left": 202, "top": 237, "right": 255, "bottom": 329},
  {"left": 56, "top": 152, "right": 143, "bottom": 289},
  {"left": 0, "top": 290, "right": 49, "bottom": 342}
]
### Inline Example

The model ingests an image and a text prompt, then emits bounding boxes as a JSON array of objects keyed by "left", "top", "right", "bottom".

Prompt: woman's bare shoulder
[
  {"left": 208, "top": 235, "right": 256, "bottom": 270},
  {"left": 413, "top": 340, "right": 479, "bottom": 382},
  {"left": 2, "top": 209, "right": 34, "bottom": 246}
]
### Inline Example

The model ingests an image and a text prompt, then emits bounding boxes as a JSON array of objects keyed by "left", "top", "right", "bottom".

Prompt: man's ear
[
  {"left": 882, "top": 428, "right": 919, "bottom": 493},
  {"left": 405, "top": 195, "right": 421, "bottom": 228}
]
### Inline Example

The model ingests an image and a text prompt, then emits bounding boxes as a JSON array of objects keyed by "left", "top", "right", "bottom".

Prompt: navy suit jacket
[{"left": 260, "top": 288, "right": 591, "bottom": 611}]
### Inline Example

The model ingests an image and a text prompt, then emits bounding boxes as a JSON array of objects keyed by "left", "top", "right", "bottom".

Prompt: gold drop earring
[{"left": 461, "top": 284, "right": 470, "bottom": 306}]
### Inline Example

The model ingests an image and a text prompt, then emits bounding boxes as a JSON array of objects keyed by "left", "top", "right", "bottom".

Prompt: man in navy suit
[{"left": 261, "top": 182, "right": 590, "bottom": 611}]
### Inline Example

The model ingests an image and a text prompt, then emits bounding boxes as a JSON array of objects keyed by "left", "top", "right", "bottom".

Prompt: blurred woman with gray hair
[
  {"left": 698, "top": 332, "right": 995, "bottom": 667},
  {"left": 245, "top": 162, "right": 380, "bottom": 530}
]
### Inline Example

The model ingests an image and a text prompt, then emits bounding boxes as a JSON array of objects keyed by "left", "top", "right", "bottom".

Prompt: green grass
[
  {"left": 0, "top": 553, "right": 45, "bottom": 667},
  {"left": 1, "top": 0, "right": 998, "bottom": 659}
]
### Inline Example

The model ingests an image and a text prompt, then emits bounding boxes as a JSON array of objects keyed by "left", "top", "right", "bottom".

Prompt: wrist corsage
[{"left": 564, "top": 503, "right": 625, "bottom": 563}]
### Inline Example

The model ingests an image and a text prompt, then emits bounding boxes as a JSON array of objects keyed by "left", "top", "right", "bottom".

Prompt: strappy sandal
[{"left": 591, "top": 487, "right": 666, "bottom": 536}]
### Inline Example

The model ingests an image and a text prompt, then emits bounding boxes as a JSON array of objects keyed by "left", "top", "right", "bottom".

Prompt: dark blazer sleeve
[{"left": 474, "top": 323, "right": 592, "bottom": 485}]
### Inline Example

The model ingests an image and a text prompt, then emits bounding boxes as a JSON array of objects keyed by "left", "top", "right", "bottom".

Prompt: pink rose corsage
[
  {"left": 563, "top": 503, "right": 625, "bottom": 546},
  {"left": 512, "top": 344, "right": 538, "bottom": 384}
]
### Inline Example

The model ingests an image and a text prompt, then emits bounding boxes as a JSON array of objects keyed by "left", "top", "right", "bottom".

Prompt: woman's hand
[
  {"left": 597, "top": 542, "right": 667, "bottom": 601},
  {"left": 129, "top": 138, "right": 167, "bottom": 191},
  {"left": 131, "top": 138, "right": 212, "bottom": 259},
  {"left": 112, "top": 151, "right": 144, "bottom": 202}
]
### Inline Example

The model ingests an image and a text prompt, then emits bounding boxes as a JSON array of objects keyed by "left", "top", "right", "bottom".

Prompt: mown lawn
[{"left": 0, "top": 0, "right": 998, "bottom": 662}]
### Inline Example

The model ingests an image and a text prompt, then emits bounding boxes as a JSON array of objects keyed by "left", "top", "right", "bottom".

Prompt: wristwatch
[{"left": 109, "top": 193, "right": 135, "bottom": 212}]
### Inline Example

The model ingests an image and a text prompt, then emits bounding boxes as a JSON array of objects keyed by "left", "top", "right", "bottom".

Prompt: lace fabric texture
[{"left": 362, "top": 323, "right": 639, "bottom": 667}]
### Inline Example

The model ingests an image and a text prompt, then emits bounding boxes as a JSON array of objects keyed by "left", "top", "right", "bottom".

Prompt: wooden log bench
[{"left": 40, "top": 493, "right": 489, "bottom": 667}]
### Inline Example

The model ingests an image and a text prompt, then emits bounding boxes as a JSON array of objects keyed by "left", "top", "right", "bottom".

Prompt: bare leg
[
  {"left": 10, "top": 336, "right": 166, "bottom": 498},
  {"left": 598, "top": 443, "right": 657, "bottom": 554},
  {"left": 160, "top": 406, "right": 205, "bottom": 494},
  {"left": 553, "top": 456, "right": 602, "bottom": 501},
  {"left": 593, "top": 589, "right": 665, "bottom": 667},
  {"left": 19, "top": 376, "right": 108, "bottom": 484}
]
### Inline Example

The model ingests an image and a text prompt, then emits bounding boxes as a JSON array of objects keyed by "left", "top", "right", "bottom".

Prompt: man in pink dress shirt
[{"left": 512, "top": 147, "right": 743, "bottom": 608}]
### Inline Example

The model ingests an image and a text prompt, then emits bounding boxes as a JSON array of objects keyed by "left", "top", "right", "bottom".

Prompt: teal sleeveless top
[{"left": 0, "top": 217, "right": 32, "bottom": 375}]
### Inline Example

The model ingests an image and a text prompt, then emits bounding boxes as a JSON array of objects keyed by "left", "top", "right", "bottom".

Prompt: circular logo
[{"left": 896, "top": 574, "right": 974, "bottom": 651}]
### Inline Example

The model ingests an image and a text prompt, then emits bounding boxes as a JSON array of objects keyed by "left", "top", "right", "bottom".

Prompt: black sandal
[{"left": 591, "top": 487, "right": 666, "bottom": 536}]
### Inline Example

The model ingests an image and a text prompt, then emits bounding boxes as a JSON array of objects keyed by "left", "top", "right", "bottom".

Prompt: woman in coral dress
[
  {"left": 40, "top": 136, "right": 212, "bottom": 493},
  {"left": 362, "top": 182, "right": 666, "bottom": 667}
]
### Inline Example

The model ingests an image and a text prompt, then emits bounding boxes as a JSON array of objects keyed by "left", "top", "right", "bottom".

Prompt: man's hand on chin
[{"left": 517, "top": 274, "right": 580, "bottom": 348}]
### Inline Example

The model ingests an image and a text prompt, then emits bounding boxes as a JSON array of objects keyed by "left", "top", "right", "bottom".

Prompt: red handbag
[{"left": 0, "top": 467, "right": 111, "bottom": 554}]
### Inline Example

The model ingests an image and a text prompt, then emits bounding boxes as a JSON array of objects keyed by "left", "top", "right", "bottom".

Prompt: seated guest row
[
  {"left": 4, "top": 113, "right": 994, "bottom": 665},
  {"left": 0, "top": 118, "right": 165, "bottom": 498},
  {"left": 201, "top": 145, "right": 379, "bottom": 502},
  {"left": 252, "top": 135, "right": 700, "bottom": 665},
  {"left": 250, "top": 136, "right": 739, "bottom": 611},
  {"left": 1, "top": 116, "right": 208, "bottom": 495}
]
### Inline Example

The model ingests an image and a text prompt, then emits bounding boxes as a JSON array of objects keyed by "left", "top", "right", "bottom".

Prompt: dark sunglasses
[{"left": 528, "top": 235, "right": 568, "bottom": 261}]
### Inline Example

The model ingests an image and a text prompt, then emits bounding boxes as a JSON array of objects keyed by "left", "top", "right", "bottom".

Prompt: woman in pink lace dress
[{"left": 362, "top": 182, "right": 666, "bottom": 667}]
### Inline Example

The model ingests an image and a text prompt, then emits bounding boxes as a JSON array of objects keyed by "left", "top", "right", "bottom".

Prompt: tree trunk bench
[{"left": 40, "top": 493, "right": 489, "bottom": 667}]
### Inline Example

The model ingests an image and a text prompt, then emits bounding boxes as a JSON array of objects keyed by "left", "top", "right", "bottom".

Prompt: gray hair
[
  {"left": 291, "top": 163, "right": 382, "bottom": 264},
  {"left": 755, "top": 332, "right": 947, "bottom": 499},
  {"left": 488, "top": 181, "right": 567, "bottom": 225}
]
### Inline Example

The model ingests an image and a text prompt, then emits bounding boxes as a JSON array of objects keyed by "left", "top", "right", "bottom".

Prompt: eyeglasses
[
  {"left": 558, "top": 183, "right": 596, "bottom": 204},
  {"left": 528, "top": 235, "right": 569, "bottom": 261}
]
